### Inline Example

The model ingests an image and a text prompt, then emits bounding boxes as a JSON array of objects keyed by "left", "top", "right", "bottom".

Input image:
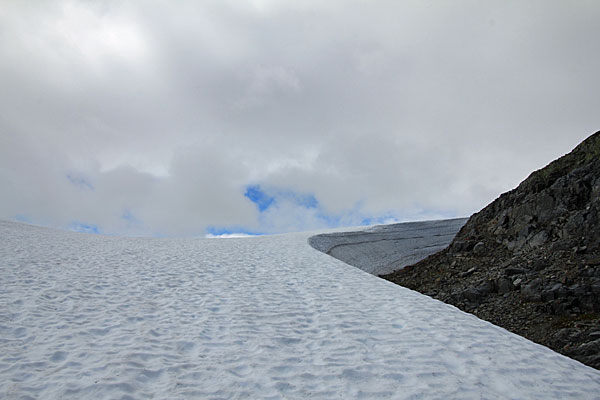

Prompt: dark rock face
[{"left": 382, "top": 131, "right": 600, "bottom": 370}]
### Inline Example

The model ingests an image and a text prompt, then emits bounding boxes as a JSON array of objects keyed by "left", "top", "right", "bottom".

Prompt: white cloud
[
  {"left": 205, "top": 233, "right": 255, "bottom": 239},
  {"left": 1, "top": 1, "right": 599, "bottom": 236}
]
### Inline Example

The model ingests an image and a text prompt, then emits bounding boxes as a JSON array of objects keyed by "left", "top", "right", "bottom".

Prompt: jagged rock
[
  {"left": 497, "top": 278, "right": 514, "bottom": 294},
  {"left": 541, "top": 283, "right": 567, "bottom": 301},
  {"left": 575, "top": 340, "right": 600, "bottom": 357},
  {"left": 512, "top": 278, "right": 523, "bottom": 287},
  {"left": 478, "top": 279, "right": 497, "bottom": 294},
  {"left": 451, "top": 240, "right": 474, "bottom": 253},
  {"left": 382, "top": 131, "right": 600, "bottom": 370},
  {"left": 553, "top": 328, "right": 582, "bottom": 348},
  {"left": 586, "top": 258, "right": 600, "bottom": 266},
  {"left": 505, "top": 267, "right": 529, "bottom": 276},
  {"left": 462, "top": 287, "right": 484, "bottom": 304},
  {"left": 528, "top": 230, "right": 549, "bottom": 248},
  {"left": 473, "top": 241, "right": 486, "bottom": 256},
  {"left": 460, "top": 267, "right": 477, "bottom": 277},
  {"left": 521, "top": 278, "right": 543, "bottom": 302}
]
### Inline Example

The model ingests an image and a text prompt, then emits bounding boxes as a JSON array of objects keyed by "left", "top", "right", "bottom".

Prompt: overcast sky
[{"left": 1, "top": 1, "right": 599, "bottom": 236}]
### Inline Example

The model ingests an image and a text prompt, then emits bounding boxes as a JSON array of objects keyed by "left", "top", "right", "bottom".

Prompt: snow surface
[
  {"left": 1, "top": 219, "right": 600, "bottom": 399},
  {"left": 309, "top": 218, "right": 467, "bottom": 275}
]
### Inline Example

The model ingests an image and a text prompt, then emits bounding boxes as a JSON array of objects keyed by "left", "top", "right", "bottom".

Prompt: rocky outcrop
[{"left": 382, "top": 131, "right": 600, "bottom": 369}]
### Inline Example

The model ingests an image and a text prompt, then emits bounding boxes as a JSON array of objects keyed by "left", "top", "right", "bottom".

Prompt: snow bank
[
  {"left": 1, "top": 220, "right": 599, "bottom": 399},
  {"left": 309, "top": 218, "right": 467, "bottom": 275}
]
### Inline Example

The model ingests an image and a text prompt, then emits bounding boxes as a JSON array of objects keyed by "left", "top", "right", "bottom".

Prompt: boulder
[
  {"left": 528, "top": 230, "right": 549, "bottom": 248},
  {"left": 497, "top": 278, "right": 514, "bottom": 294},
  {"left": 473, "top": 241, "right": 486, "bottom": 256},
  {"left": 575, "top": 339, "right": 600, "bottom": 357},
  {"left": 505, "top": 267, "right": 529, "bottom": 276},
  {"left": 521, "top": 278, "right": 543, "bottom": 302},
  {"left": 462, "top": 287, "right": 484, "bottom": 304}
]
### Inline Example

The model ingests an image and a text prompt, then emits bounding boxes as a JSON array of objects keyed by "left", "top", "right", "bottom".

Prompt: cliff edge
[{"left": 382, "top": 131, "right": 600, "bottom": 369}]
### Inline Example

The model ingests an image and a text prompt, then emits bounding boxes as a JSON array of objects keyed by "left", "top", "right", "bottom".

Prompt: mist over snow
[{"left": 1, "top": 1, "right": 599, "bottom": 236}]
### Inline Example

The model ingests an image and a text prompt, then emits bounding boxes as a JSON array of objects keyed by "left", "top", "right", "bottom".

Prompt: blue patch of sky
[
  {"left": 15, "top": 214, "right": 32, "bottom": 223},
  {"left": 69, "top": 221, "right": 100, "bottom": 234},
  {"left": 244, "top": 185, "right": 275, "bottom": 212},
  {"left": 235, "top": 183, "right": 461, "bottom": 234},
  {"left": 206, "top": 226, "right": 263, "bottom": 236},
  {"left": 242, "top": 185, "right": 391, "bottom": 230},
  {"left": 66, "top": 174, "right": 94, "bottom": 190},
  {"left": 245, "top": 184, "right": 318, "bottom": 211},
  {"left": 292, "top": 192, "right": 318, "bottom": 209},
  {"left": 360, "top": 217, "right": 377, "bottom": 226},
  {"left": 309, "top": 199, "right": 406, "bottom": 229},
  {"left": 314, "top": 212, "right": 342, "bottom": 228}
]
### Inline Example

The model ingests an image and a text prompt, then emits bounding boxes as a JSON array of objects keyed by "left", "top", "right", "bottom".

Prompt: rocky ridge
[{"left": 382, "top": 131, "right": 600, "bottom": 369}]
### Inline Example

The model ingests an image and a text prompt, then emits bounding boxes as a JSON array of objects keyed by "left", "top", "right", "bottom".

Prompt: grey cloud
[{"left": 1, "top": 1, "right": 599, "bottom": 235}]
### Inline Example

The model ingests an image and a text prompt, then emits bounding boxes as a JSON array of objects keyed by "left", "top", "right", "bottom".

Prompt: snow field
[
  {"left": 1, "top": 220, "right": 600, "bottom": 399},
  {"left": 309, "top": 218, "right": 467, "bottom": 275}
]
